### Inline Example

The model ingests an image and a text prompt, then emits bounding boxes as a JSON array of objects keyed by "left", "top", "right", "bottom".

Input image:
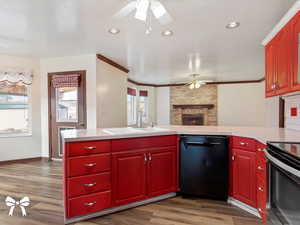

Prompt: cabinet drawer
[
  {"left": 68, "top": 191, "right": 111, "bottom": 218},
  {"left": 67, "top": 172, "right": 111, "bottom": 198},
  {"left": 67, "top": 140, "right": 111, "bottom": 157},
  {"left": 67, "top": 154, "right": 111, "bottom": 177},
  {"left": 232, "top": 136, "right": 255, "bottom": 151},
  {"left": 112, "top": 135, "right": 177, "bottom": 152}
]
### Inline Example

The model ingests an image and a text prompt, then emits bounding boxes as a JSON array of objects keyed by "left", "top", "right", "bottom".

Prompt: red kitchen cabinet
[
  {"left": 275, "top": 25, "right": 292, "bottom": 95},
  {"left": 256, "top": 142, "right": 268, "bottom": 223},
  {"left": 291, "top": 11, "right": 300, "bottom": 91},
  {"left": 232, "top": 148, "right": 257, "bottom": 208},
  {"left": 112, "top": 150, "right": 147, "bottom": 206},
  {"left": 265, "top": 40, "right": 277, "bottom": 97},
  {"left": 147, "top": 147, "right": 177, "bottom": 197}
]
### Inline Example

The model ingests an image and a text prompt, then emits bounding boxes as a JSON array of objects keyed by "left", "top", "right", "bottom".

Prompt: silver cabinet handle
[
  {"left": 232, "top": 156, "right": 235, "bottom": 161},
  {"left": 257, "top": 166, "right": 265, "bottom": 171},
  {"left": 84, "top": 201, "right": 96, "bottom": 206},
  {"left": 84, "top": 163, "right": 97, "bottom": 167},
  {"left": 144, "top": 153, "right": 147, "bottom": 163},
  {"left": 148, "top": 153, "right": 152, "bottom": 161},
  {"left": 83, "top": 146, "right": 96, "bottom": 150},
  {"left": 257, "top": 148, "right": 265, "bottom": 152},
  {"left": 239, "top": 142, "right": 247, "bottom": 146},
  {"left": 84, "top": 182, "right": 96, "bottom": 187},
  {"left": 258, "top": 187, "right": 264, "bottom": 192},
  {"left": 258, "top": 208, "right": 262, "bottom": 212}
]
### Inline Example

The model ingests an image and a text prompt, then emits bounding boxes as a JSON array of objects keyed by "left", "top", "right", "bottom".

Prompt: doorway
[{"left": 48, "top": 70, "right": 87, "bottom": 159}]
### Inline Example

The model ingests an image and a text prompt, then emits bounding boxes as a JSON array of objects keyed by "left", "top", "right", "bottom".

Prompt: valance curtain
[
  {"left": 0, "top": 69, "right": 33, "bottom": 85},
  {"left": 51, "top": 74, "right": 81, "bottom": 88},
  {"left": 139, "top": 90, "right": 148, "bottom": 97},
  {"left": 127, "top": 87, "right": 136, "bottom": 96}
]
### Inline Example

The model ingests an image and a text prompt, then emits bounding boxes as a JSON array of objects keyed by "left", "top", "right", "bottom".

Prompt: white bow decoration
[{"left": 5, "top": 196, "right": 30, "bottom": 216}]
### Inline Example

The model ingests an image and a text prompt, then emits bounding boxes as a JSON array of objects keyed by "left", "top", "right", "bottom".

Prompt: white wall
[
  {"left": 96, "top": 60, "right": 127, "bottom": 128},
  {"left": 156, "top": 87, "right": 170, "bottom": 125},
  {"left": 265, "top": 96, "right": 280, "bottom": 127},
  {"left": 0, "top": 55, "right": 41, "bottom": 161},
  {"left": 217, "top": 82, "right": 266, "bottom": 126},
  {"left": 40, "top": 55, "right": 97, "bottom": 157},
  {"left": 127, "top": 82, "right": 157, "bottom": 124}
]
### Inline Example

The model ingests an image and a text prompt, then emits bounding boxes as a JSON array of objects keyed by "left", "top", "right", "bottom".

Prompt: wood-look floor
[{"left": 0, "top": 160, "right": 263, "bottom": 225}]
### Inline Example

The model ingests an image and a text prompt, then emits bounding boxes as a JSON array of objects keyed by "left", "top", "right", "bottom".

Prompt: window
[
  {"left": 139, "top": 90, "right": 149, "bottom": 123},
  {"left": 0, "top": 82, "right": 30, "bottom": 135},
  {"left": 56, "top": 87, "right": 78, "bottom": 122},
  {"left": 127, "top": 88, "right": 137, "bottom": 125}
]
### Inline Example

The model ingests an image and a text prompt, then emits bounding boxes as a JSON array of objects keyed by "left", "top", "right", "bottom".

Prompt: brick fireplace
[{"left": 170, "top": 85, "right": 217, "bottom": 126}]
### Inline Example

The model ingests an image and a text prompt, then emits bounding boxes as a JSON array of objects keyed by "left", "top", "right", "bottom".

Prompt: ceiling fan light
[
  {"left": 195, "top": 82, "right": 201, "bottom": 89},
  {"left": 189, "top": 83, "right": 195, "bottom": 89},
  {"left": 151, "top": 0, "right": 167, "bottom": 19},
  {"left": 135, "top": 0, "right": 150, "bottom": 21}
]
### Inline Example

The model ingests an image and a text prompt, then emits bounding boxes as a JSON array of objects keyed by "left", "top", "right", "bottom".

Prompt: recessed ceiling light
[
  {"left": 226, "top": 22, "right": 240, "bottom": 29},
  {"left": 108, "top": 28, "right": 120, "bottom": 35},
  {"left": 162, "top": 30, "right": 173, "bottom": 37}
]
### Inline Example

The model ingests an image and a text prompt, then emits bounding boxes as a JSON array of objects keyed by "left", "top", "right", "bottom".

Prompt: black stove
[{"left": 266, "top": 142, "right": 300, "bottom": 225}]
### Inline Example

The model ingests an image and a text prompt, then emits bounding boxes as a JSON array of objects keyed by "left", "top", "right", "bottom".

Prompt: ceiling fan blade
[
  {"left": 150, "top": 0, "right": 172, "bottom": 24},
  {"left": 135, "top": 0, "right": 150, "bottom": 21},
  {"left": 114, "top": 1, "right": 137, "bottom": 19}
]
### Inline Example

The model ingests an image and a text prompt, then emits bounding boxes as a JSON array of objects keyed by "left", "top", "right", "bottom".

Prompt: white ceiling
[{"left": 0, "top": 0, "right": 296, "bottom": 84}]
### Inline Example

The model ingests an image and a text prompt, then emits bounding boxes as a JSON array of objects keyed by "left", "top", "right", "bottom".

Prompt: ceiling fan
[
  {"left": 114, "top": 0, "right": 172, "bottom": 34},
  {"left": 185, "top": 74, "right": 213, "bottom": 89}
]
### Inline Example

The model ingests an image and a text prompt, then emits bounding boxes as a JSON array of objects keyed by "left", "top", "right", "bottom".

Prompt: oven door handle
[{"left": 264, "top": 149, "right": 300, "bottom": 178}]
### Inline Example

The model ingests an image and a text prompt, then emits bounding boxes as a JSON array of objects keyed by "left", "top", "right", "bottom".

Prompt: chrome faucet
[{"left": 137, "top": 110, "right": 143, "bottom": 128}]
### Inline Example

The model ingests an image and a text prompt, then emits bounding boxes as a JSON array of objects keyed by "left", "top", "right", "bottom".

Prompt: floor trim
[
  {"left": 64, "top": 192, "right": 177, "bottom": 224},
  {"left": 0, "top": 157, "right": 47, "bottom": 165},
  {"left": 228, "top": 197, "right": 260, "bottom": 218}
]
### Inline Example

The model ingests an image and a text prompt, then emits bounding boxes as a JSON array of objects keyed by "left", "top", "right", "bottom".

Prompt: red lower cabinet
[
  {"left": 147, "top": 147, "right": 177, "bottom": 197},
  {"left": 256, "top": 142, "right": 268, "bottom": 223},
  {"left": 112, "top": 150, "right": 147, "bottom": 206},
  {"left": 68, "top": 191, "right": 111, "bottom": 218},
  {"left": 232, "top": 148, "right": 257, "bottom": 208}
]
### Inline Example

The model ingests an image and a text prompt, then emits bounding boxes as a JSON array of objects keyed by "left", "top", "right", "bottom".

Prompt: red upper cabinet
[
  {"left": 265, "top": 25, "right": 292, "bottom": 97},
  {"left": 112, "top": 150, "right": 147, "bottom": 206},
  {"left": 275, "top": 25, "right": 292, "bottom": 95},
  {"left": 265, "top": 41, "right": 277, "bottom": 97},
  {"left": 232, "top": 148, "right": 257, "bottom": 208},
  {"left": 147, "top": 147, "right": 177, "bottom": 198},
  {"left": 291, "top": 11, "right": 300, "bottom": 91}
]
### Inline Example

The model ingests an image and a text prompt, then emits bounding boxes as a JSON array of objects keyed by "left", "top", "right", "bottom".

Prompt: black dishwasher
[{"left": 180, "top": 135, "right": 229, "bottom": 200}]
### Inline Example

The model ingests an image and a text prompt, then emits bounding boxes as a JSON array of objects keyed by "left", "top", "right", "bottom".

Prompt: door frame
[{"left": 47, "top": 70, "right": 87, "bottom": 160}]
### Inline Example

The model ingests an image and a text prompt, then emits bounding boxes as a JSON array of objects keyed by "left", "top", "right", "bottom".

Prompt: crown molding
[
  {"left": 97, "top": 54, "right": 129, "bottom": 73},
  {"left": 262, "top": 1, "right": 300, "bottom": 46}
]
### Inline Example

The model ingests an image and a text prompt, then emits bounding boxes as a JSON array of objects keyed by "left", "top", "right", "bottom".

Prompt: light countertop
[{"left": 61, "top": 125, "right": 300, "bottom": 144}]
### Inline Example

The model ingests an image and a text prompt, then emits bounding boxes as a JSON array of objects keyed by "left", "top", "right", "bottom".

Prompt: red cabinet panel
[
  {"left": 67, "top": 154, "right": 111, "bottom": 177},
  {"left": 232, "top": 148, "right": 257, "bottom": 208},
  {"left": 291, "top": 11, "right": 300, "bottom": 91},
  {"left": 111, "top": 135, "right": 177, "bottom": 152},
  {"left": 147, "top": 147, "right": 176, "bottom": 197},
  {"left": 112, "top": 150, "right": 147, "bottom": 206},
  {"left": 67, "top": 172, "right": 111, "bottom": 198},
  {"left": 67, "top": 140, "right": 111, "bottom": 157},
  {"left": 275, "top": 26, "right": 292, "bottom": 95},
  {"left": 265, "top": 41, "right": 277, "bottom": 97},
  {"left": 68, "top": 191, "right": 111, "bottom": 218}
]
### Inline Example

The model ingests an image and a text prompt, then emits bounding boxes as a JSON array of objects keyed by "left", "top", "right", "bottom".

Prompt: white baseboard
[{"left": 228, "top": 197, "right": 260, "bottom": 218}]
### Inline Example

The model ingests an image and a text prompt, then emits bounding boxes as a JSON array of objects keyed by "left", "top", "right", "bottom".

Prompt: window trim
[{"left": 127, "top": 88, "right": 137, "bottom": 126}]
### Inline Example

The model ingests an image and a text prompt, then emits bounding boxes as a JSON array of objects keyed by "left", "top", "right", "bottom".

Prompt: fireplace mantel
[{"left": 172, "top": 104, "right": 214, "bottom": 110}]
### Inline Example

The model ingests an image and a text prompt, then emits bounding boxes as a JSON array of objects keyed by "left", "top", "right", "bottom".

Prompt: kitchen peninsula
[{"left": 62, "top": 126, "right": 300, "bottom": 224}]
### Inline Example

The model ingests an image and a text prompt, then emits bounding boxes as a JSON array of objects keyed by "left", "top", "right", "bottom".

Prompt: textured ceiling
[{"left": 0, "top": 0, "right": 296, "bottom": 84}]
